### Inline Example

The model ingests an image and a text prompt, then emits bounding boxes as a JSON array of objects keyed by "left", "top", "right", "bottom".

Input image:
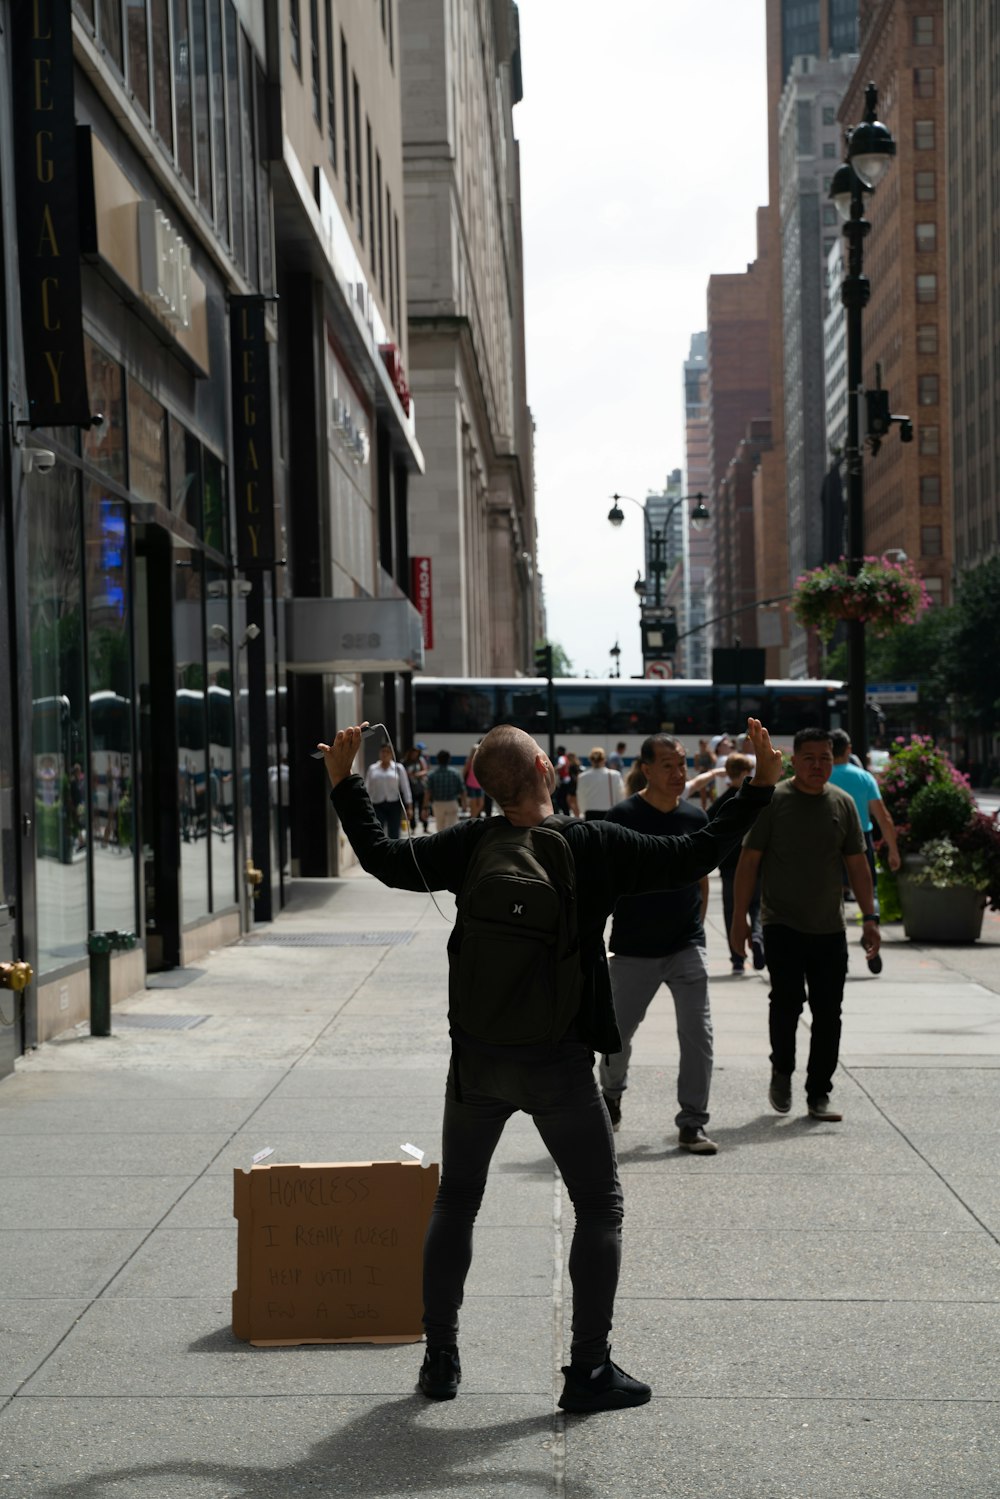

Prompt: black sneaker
[
  {"left": 678, "top": 1125, "right": 718, "bottom": 1154},
  {"left": 418, "top": 1346, "right": 461, "bottom": 1400},
  {"left": 751, "top": 935, "right": 766, "bottom": 971},
  {"left": 558, "top": 1352, "right": 651, "bottom": 1413},
  {"left": 731, "top": 958, "right": 745, "bottom": 973},
  {"left": 768, "top": 1069, "right": 792, "bottom": 1114},
  {"left": 807, "top": 1095, "right": 843, "bottom": 1122},
  {"left": 603, "top": 1093, "right": 622, "bottom": 1131}
]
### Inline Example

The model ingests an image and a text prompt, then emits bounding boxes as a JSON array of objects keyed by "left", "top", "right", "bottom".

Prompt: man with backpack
[{"left": 319, "top": 717, "right": 783, "bottom": 1413}]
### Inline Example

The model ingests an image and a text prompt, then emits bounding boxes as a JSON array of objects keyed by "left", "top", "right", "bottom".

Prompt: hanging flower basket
[{"left": 790, "top": 555, "right": 931, "bottom": 641}]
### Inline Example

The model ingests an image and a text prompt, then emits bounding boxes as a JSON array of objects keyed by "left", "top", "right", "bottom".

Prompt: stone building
[
  {"left": 399, "top": 0, "right": 537, "bottom": 676},
  {"left": 683, "top": 333, "right": 713, "bottom": 678}
]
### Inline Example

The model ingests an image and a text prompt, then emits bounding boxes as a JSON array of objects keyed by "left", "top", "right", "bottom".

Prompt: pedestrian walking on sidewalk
[
  {"left": 424, "top": 749, "right": 467, "bottom": 831},
  {"left": 599, "top": 734, "right": 719, "bottom": 1154},
  {"left": 829, "top": 728, "right": 901, "bottom": 975},
  {"left": 729, "top": 727, "right": 881, "bottom": 1124},
  {"left": 364, "top": 741, "right": 412, "bottom": 839},
  {"left": 709, "top": 751, "right": 765, "bottom": 974},
  {"left": 573, "top": 747, "right": 626, "bottom": 820},
  {"left": 319, "top": 717, "right": 783, "bottom": 1411}
]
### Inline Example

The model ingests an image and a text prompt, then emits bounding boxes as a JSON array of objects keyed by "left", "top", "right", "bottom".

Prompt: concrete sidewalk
[{"left": 1, "top": 872, "right": 999, "bottom": 1498}]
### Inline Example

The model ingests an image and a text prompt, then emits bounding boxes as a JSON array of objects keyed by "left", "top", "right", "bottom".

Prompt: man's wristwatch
[{"left": 861, "top": 914, "right": 880, "bottom": 923}]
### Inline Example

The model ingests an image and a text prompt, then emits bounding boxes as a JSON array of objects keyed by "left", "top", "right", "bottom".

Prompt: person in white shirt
[
  {"left": 364, "top": 742, "right": 412, "bottom": 838},
  {"left": 573, "top": 747, "right": 626, "bottom": 820}
]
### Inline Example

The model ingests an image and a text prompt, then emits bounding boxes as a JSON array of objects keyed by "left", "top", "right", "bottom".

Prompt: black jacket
[{"left": 329, "top": 776, "right": 773, "bottom": 1053}]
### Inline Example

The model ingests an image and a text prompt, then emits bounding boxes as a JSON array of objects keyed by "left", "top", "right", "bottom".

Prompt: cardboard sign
[{"left": 232, "top": 1160, "right": 439, "bottom": 1346}]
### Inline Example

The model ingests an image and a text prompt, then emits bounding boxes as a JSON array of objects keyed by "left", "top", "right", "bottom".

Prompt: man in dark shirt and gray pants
[
  {"left": 319, "top": 719, "right": 782, "bottom": 1411},
  {"left": 600, "top": 733, "right": 719, "bottom": 1154}
]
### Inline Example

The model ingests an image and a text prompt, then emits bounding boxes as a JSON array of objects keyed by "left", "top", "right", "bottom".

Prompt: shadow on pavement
[{"left": 38, "top": 1396, "right": 573, "bottom": 1499}]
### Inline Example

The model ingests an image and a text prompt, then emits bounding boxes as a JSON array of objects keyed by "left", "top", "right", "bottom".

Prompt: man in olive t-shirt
[{"left": 730, "top": 728, "right": 880, "bottom": 1123}]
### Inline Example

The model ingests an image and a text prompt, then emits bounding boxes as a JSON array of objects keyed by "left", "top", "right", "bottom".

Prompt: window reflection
[
  {"left": 83, "top": 339, "right": 126, "bottom": 485},
  {"left": 206, "top": 569, "right": 237, "bottom": 907},
  {"left": 28, "top": 465, "right": 89, "bottom": 973},
  {"left": 86, "top": 484, "right": 137, "bottom": 934},
  {"left": 128, "top": 378, "right": 168, "bottom": 506},
  {"left": 175, "top": 550, "right": 210, "bottom": 922}
]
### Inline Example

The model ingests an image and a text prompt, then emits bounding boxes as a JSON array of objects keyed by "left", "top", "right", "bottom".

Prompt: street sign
[
  {"left": 867, "top": 682, "right": 919, "bottom": 704},
  {"left": 645, "top": 660, "right": 672, "bottom": 679}
]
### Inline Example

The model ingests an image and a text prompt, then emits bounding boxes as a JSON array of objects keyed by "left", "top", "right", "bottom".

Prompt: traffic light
[{"left": 534, "top": 642, "right": 553, "bottom": 678}]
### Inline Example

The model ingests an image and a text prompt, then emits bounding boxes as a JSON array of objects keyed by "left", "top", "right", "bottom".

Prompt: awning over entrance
[{"left": 285, "top": 596, "right": 425, "bottom": 674}]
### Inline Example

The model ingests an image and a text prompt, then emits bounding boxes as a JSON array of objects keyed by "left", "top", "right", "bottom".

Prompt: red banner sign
[{"left": 411, "top": 556, "right": 433, "bottom": 649}]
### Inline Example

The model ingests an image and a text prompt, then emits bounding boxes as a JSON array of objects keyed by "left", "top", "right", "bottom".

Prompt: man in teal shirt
[{"left": 829, "top": 729, "right": 900, "bottom": 973}]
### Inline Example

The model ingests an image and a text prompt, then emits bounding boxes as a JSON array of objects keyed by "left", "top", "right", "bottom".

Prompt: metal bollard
[{"left": 87, "top": 930, "right": 137, "bottom": 1037}]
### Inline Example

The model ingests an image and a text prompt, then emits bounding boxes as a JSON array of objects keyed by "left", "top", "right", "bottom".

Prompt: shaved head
[{"left": 472, "top": 725, "right": 548, "bottom": 808}]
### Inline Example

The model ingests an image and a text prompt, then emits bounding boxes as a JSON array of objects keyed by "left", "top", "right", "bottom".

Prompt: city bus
[{"left": 413, "top": 677, "right": 849, "bottom": 766}]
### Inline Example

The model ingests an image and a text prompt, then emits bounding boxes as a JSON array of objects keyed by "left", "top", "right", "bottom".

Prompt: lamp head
[
  {"left": 829, "top": 161, "right": 863, "bottom": 221},
  {"left": 690, "top": 496, "right": 710, "bottom": 530},
  {"left": 847, "top": 82, "right": 896, "bottom": 188},
  {"left": 608, "top": 497, "right": 625, "bottom": 528}
]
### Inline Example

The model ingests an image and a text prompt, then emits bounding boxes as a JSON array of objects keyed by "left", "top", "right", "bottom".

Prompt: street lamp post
[
  {"left": 830, "top": 81, "right": 896, "bottom": 762},
  {"left": 607, "top": 491, "right": 710, "bottom": 672}
]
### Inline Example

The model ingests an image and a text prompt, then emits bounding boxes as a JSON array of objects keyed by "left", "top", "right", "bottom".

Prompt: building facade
[
  {"left": 0, "top": 0, "right": 431, "bottom": 1077},
  {"left": 269, "top": 0, "right": 425, "bottom": 883},
  {"left": 944, "top": 0, "right": 999, "bottom": 575},
  {"left": 842, "top": 0, "right": 951, "bottom": 604},
  {"left": 683, "top": 333, "right": 712, "bottom": 678},
  {"left": 706, "top": 245, "right": 771, "bottom": 649},
  {"left": 399, "top": 0, "right": 537, "bottom": 677},
  {"left": 779, "top": 52, "right": 858, "bottom": 672}
]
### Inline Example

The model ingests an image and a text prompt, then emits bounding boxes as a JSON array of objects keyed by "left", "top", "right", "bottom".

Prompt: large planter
[{"left": 897, "top": 860, "right": 986, "bottom": 943}]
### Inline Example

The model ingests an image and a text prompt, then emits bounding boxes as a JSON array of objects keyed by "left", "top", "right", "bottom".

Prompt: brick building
[{"left": 841, "top": 0, "right": 951, "bottom": 604}]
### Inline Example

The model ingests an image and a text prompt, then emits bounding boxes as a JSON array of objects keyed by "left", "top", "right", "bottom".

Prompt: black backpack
[{"left": 450, "top": 816, "right": 581, "bottom": 1045}]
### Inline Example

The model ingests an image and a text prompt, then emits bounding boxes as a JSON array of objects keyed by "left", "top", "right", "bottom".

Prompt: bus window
[
  {"left": 555, "top": 686, "right": 611, "bottom": 736},
  {"left": 715, "top": 690, "right": 766, "bottom": 734},
  {"left": 657, "top": 686, "right": 715, "bottom": 737},
  {"left": 497, "top": 685, "right": 548, "bottom": 731},
  {"left": 770, "top": 688, "right": 830, "bottom": 735},
  {"left": 607, "top": 686, "right": 661, "bottom": 735}
]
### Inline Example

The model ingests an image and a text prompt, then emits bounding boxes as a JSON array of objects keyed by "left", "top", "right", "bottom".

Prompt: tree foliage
[{"left": 947, "top": 556, "right": 1000, "bottom": 726}]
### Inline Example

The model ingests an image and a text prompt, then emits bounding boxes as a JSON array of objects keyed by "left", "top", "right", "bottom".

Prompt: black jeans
[
  {"left": 373, "top": 800, "right": 403, "bottom": 839},
  {"left": 763, "top": 925, "right": 848, "bottom": 1101},
  {"left": 423, "top": 1041, "right": 623, "bottom": 1365},
  {"left": 721, "top": 868, "right": 762, "bottom": 964}
]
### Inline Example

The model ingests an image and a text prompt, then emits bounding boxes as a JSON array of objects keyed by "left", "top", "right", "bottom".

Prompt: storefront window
[
  {"left": 171, "top": 0, "right": 195, "bottom": 183},
  {"left": 83, "top": 339, "right": 126, "bottom": 486},
  {"left": 175, "top": 550, "right": 210, "bottom": 923},
  {"left": 203, "top": 449, "right": 228, "bottom": 554},
  {"left": 209, "top": 0, "right": 230, "bottom": 246},
  {"left": 150, "top": 0, "right": 173, "bottom": 150},
  {"left": 128, "top": 378, "right": 168, "bottom": 506},
  {"left": 28, "top": 466, "right": 88, "bottom": 974},
  {"left": 85, "top": 484, "right": 137, "bottom": 934},
  {"left": 126, "top": 0, "right": 151, "bottom": 117},
  {"left": 206, "top": 569, "right": 237, "bottom": 907},
  {"left": 225, "top": 0, "right": 246, "bottom": 269},
  {"left": 98, "top": 0, "right": 124, "bottom": 72},
  {"left": 192, "top": 0, "right": 213, "bottom": 214},
  {"left": 169, "top": 418, "right": 203, "bottom": 532}
]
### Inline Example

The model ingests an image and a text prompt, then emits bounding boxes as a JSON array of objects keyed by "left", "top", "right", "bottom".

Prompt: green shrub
[{"left": 908, "top": 780, "right": 975, "bottom": 844}]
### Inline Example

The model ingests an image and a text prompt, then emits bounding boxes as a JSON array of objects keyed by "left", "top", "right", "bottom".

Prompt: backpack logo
[{"left": 510, "top": 900, "right": 526, "bottom": 917}]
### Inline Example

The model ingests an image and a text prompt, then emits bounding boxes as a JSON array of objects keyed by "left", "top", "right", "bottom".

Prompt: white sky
[{"left": 514, "top": 2, "right": 770, "bottom": 680}]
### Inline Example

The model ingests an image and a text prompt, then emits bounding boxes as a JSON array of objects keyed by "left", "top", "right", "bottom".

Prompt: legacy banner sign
[
  {"left": 230, "top": 296, "right": 275, "bottom": 567},
  {"left": 12, "top": 0, "right": 91, "bottom": 427}
]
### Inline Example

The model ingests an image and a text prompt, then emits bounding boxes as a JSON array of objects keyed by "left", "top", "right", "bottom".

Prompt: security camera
[{"left": 24, "top": 447, "right": 56, "bottom": 474}]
